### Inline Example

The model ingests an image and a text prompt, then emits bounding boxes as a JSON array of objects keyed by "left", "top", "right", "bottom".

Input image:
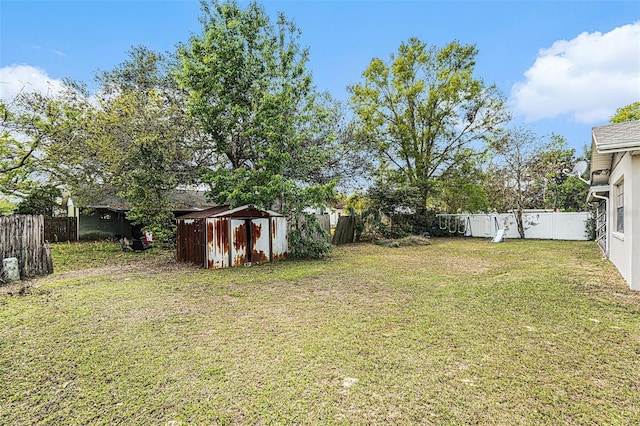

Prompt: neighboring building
[
  {"left": 175, "top": 205, "right": 287, "bottom": 269},
  {"left": 78, "top": 190, "right": 215, "bottom": 240},
  {"left": 588, "top": 120, "right": 640, "bottom": 291}
]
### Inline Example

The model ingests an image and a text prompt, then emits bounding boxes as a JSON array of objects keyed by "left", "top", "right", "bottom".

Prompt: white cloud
[
  {"left": 511, "top": 22, "right": 640, "bottom": 123},
  {"left": 0, "top": 64, "right": 65, "bottom": 101}
]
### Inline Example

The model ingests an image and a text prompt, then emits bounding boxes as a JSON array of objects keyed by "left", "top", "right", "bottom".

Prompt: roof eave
[{"left": 587, "top": 185, "right": 610, "bottom": 203}]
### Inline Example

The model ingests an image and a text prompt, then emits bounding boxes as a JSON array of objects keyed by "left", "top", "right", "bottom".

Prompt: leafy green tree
[
  {"left": 529, "top": 135, "right": 587, "bottom": 212},
  {"left": 15, "top": 184, "right": 62, "bottom": 217},
  {"left": 433, "top": 148, "right": 489, "bottom": 213},
  {"left": 0, "top": 198, "right": 15, "bottom": 216},
  {"left": 42, "top": 47, "right": 207, "bottom": 241},
  {"left": 0, "top": 91, "right": 75, "bottom": 196},
  {"left": 177, "top": 0, "right": 340, "bottom": 257},
  {"left": 1, "top": 99, "right": 33, "bottom": 195},
  {"left": 349, "top": 38, "right": 509, "bottom": 214},
  {"left": 610, "top": 101, "right": 640, "bottom": 123}
]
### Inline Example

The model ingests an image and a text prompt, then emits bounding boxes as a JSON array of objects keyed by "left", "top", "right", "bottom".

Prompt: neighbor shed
[{"left": 176, "top": 205, "right": 287, "bottom": 269}]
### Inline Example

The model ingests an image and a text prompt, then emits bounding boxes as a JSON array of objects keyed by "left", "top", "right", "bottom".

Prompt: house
[
  {"left": 78, "top": 190, "right": 215, "bottom": 240},
  {"left": 588, "top": 120, "right": 640, "bottom": 291},
  {"left": 176, "top": 205, "right": 287, "bottom": 269}
]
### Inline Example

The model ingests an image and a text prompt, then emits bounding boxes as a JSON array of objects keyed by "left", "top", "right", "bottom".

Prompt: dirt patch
[
  {"left": 0, "top": 281, "right": 33, "bottom": 297},
  {"left": 1, "top": 251, "right": 200, "bottom": 297}
]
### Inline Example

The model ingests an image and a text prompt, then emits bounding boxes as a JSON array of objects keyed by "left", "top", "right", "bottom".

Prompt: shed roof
[
  {"left": 89, "top": 190, "right": 215, "bottom": 212},
  {"left": 176, "top": 204, "right": 284, "bottom": 220},
  {"left": 590, "top": 121, "right": 640, "bottom": 186}
]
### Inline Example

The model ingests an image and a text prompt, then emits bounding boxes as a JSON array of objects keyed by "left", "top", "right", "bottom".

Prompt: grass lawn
[{"left": 1, "top": 239, "right": 639, "bottom": 424}]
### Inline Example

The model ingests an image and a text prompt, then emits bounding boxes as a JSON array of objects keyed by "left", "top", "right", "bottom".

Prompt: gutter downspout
[{"left": 591, "top": 193, "right": 609, "bottom": 258}]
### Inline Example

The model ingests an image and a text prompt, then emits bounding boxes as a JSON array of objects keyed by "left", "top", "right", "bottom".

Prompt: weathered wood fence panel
[
  {"left": 332, "top": 215, "right": 356, "bottom": 245},
  {"left": 316, "top": 214, "right": 331, "bottom": 242},
  {"left": 0, "top": 215, "right": 54, "bottom": 280},
  {"left": 44, "top": 217, "right": 78, "bottom": 242}
]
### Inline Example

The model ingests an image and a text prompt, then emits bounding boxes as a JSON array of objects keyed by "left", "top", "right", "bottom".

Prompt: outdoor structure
[
  {"left": 176, "top": 205, "right": 287, "bottom": 269},
  {"left": 588, "top": 120, "right": 640, "bottom": 291},
  {"left": 78, "top": 190, "right": 214, "bottom": 240}
]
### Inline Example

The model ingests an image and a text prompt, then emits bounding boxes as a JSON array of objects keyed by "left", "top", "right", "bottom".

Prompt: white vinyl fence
[{"left": 440, "top": 211, "right": 591, "bottom": 241}]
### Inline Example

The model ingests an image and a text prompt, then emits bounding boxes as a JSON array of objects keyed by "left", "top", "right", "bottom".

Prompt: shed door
[
  {"left": 177, "top": 218, "right": 206, "bottom": 267},
  {"left": 207, "top": 218, "right": 229, "bottom": 269},
  {"left": 251, "top": 218, "right": 270, "bottom": 264},
  {"left": 230, "top": 219, "right": 248, "bottom": 267}
]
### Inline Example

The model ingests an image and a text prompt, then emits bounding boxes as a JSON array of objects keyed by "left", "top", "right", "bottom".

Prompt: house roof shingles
[
  {"left": 590, "top": 120, "right": 640, "bottom": 186},
  {"left": 90, "top": 190, "right": 216, "bottom": 212}
]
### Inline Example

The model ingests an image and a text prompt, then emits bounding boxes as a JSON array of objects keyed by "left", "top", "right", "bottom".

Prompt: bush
[{"left": 288, "top": 213, "right": 332, "bottom": 259}]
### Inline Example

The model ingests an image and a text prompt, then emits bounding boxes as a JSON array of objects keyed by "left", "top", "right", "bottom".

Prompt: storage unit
[{"left": 176, "top": 205, "right": 287, "bottom": 269}]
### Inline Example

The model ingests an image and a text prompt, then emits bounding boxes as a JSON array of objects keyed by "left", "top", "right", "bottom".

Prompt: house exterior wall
[
  {"left": 79, "top": 210, "right": 132, "bottom": 240},
  {"left": 608, "top": 152, "right": 640, "bottom": 290}
]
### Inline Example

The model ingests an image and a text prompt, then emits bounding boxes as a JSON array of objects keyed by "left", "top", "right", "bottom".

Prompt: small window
[
  {"left": 100, "top": 212, "right": 113, "bottom": 221},
  {"left": 615, "top": 179, "right": 624, "bottom": 233}
]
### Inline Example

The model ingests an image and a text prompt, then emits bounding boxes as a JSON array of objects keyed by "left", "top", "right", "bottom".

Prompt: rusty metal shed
[{"left": 176, "top": 205, "right": 287, "bottom": 269}]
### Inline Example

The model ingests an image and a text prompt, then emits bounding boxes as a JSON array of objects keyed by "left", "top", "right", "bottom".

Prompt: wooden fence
[
  {"left": 332, "top": 215, "right": 356, "bottom": 245},
  {"left": 44, "top": 217, "right": 78, "bottom": 242},
  {"left": 0, "top": 215, "right": 53, "bottom": 280}
]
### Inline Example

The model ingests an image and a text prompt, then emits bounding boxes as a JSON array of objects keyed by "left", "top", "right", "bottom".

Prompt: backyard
[{"left": 1, "top": 239, "right": 639, "bottom": 424}]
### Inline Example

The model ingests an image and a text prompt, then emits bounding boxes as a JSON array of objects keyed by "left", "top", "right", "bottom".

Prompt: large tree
[
  {"left": 42, "top": 47, "right": 209, "bottom": 240},
  {"left": 349, "top": 38, "right": 509, "bottom": 213},
  {"left": 177, "top": 0, "right": 340, "bottom": 257}
]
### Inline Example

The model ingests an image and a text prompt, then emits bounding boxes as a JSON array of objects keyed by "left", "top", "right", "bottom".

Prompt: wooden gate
[{"left": 44, "top": 217, "right": 78, "bottom": 242}]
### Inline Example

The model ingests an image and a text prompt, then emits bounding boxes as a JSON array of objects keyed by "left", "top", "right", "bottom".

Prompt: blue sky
[{"left": 1, "top": 0, "right": 639, "bottom": 155}]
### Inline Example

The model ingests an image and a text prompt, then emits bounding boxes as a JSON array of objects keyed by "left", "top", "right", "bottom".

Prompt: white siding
[{"left": 608, "top": 153, "right": 640, "bottom": 290}]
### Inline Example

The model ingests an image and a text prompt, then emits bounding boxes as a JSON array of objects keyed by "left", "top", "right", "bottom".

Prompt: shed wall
[
  {"left": 176, "top": 218, "right": 206, "bottom": 267},
  {"left": 271, "top": 217, "right": 288, "bottom": 260},
  {"left": 206, "top": 217, "right": 229, "bottom": 269},
  {"left": 177, "top": 208, "right": 288, "bottom": 269}
]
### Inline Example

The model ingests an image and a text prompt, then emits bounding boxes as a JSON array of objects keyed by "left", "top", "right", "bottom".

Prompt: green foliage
[
  {"left": 349, "top": 38, "right": 509, "bottom": 210},
  {"left": 38, "top": 47, "right": 207, "bottom": 238},
  {"left": 433, "top": 148, "right": 489, "bottom": 213},
  {"left": 0, "top": 198, "right": 15, "bottom": 216},
  {"left": 361, "top": 182, "right": 430, "bottom": 238},
  {"left": 0, "top": 92, "right": 72, "bottom": 196},
  {"left": 288, "top": 212, "right": 332, "bottom": 259},
  {"left": 122, "top": 138, "right": 178, "bottom": 243},
  {"left": 610, "top": 101, "right": 640, "bottom": 123},
  {"left": 15, "top": 184, "right": 62, "bottom": 217},
  {"left": 530, "top": 134, "right": 588, "bottom": 212},
  {"left": 178, "top": 0, "right": 340, "bottom": 257}
]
